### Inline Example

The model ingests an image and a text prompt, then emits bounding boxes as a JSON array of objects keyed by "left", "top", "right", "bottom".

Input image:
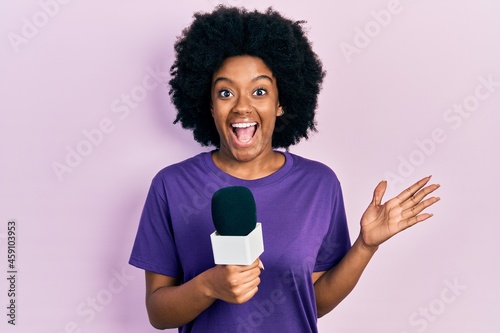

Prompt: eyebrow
[{"left": 213, "top": 75, "right": 274, "bottom": 86}]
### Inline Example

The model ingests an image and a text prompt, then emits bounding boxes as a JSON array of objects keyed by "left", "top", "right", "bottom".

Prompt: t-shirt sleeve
[
  {"left": 314, "top": 181, "right": 352, "bottom": 272},
  {"left": 129, "top": 181, "right": 182, "bottom": 278}
]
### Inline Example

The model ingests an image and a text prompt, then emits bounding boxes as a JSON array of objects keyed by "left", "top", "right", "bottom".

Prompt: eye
[
  {"left": 218, "top": 89, "right": 233, "bottom": 98},
  {"left": 253, "top": 88, "right": 267, "bottom": 96}
]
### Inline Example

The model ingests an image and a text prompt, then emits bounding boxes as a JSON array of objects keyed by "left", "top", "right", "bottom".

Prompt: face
[{"left": 211, "top": 55, "right": 283, "bottom": 163}]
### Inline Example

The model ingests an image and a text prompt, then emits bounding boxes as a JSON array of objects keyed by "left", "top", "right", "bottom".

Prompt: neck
[{"left": 212, "top": 149, "right": 285, "bottom": 180}]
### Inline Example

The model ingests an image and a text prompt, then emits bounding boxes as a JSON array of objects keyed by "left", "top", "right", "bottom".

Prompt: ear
[
  {"left": 276, "top": 105, "right": 284, "bottom": 117},
  {"left": 210, "top": 103, "right": 214, "bottom": 117}
]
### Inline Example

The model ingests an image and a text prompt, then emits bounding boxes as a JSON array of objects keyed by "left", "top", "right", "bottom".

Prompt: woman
[{"left": 129, "top": 6, "right": 440, "bottom": 332}]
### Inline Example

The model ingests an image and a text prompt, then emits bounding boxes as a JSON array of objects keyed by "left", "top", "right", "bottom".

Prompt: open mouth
[{"left": 231, "top": 122, "right": 257, "bottom": 143}]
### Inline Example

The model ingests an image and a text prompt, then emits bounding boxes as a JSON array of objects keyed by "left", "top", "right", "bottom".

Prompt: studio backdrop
[{"left": 1, "top": 0, "right": 499, "bottom": 332}]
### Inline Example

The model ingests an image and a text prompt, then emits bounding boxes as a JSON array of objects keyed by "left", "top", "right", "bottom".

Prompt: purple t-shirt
[{"left": 129, "top": 151, "right": 351, "bottom": 333}]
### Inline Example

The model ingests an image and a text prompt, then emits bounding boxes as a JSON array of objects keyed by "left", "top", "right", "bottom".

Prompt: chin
[{"left": 230, "top": 148, "right": 260, "bottom": 162}]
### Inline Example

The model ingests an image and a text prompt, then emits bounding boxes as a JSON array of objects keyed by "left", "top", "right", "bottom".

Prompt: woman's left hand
[{"left": 360, "top": 176, "right": 441, "bottom": 250}]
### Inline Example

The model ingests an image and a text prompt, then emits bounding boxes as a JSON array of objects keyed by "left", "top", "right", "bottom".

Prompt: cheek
[
  {"left": 211, "top": 112, "right": 227, "bottom": 133},
  {"left": 261, "top": 116, "right": 277, "bottom": 135}
]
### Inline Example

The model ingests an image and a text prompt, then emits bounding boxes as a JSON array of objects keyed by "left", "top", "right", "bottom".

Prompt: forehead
[{"left": 212, "top": 55, "right": 275, "bottom": 83}]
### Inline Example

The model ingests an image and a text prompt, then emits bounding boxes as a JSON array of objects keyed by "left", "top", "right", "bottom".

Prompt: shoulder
[
  {"left": 147, "top": 152, "right": 213, "bottom": 198},
  {"left": 152, "top": 152, "right": 208, "bottom": 181},
  {"left": 286, "top": 152, "right": 340, "bottom": 184}
]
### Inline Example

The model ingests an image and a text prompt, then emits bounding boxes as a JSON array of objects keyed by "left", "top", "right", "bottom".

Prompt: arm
[
  {"left": 314, "top": 176, "right": 440, "bottom": 317},
  {"left": 145, "top": 259, "right": 262, "bottom": 329},
  {"left": 313, "top": 235, "right": 377, "bottom": 317}
]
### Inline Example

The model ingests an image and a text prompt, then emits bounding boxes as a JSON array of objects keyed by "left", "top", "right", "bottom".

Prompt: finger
[
  {"left": 258, "top": 258, "right": 265, "bottom": 270},
  {"left": 236, "top": 263, "right": 262, "bottom": 282},
  {"left": 402, "top": 196, "right": 440, "bottom": 220},
  {"left": 370, "top": 180, "right": 387, "bottom": 207},
  {"left": 237, "top": 284, "right": 260, "bottom": 303},
  {"left": 223, "top": 267, "right": 261, "bottom": 294},
  {"left": 235, "top": 275, "right": 261, "bottom": 299},
  {"left": 227, "top": 278, "right": 260, "bottom": 304},
  {"left": 401, "top": 183, "right": 440, "bottom": 210},
  {"left": 400, "top": 212, "right": 434, "bottom": 230},
  {"left": 396, "top": 176, "right": 431, "bottom": 202},
  {"left": 228, "top": 259, "right": 260, "bottom": 273},
  {"left": 243, "top": 258, "right": 262, "bottom": 272}
]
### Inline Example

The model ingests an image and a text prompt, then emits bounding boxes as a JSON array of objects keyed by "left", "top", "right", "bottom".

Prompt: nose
[{"left": 233, "top": 95, "right": 252, "bottom": 115}]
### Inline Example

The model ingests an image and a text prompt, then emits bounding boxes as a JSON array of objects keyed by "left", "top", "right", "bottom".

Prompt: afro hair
[{"left": 169, "top": 6, "right": 325, "bottom": 149}]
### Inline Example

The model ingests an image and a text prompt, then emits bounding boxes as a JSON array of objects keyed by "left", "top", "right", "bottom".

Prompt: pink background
[{"left": 1, "top": 0, "right": 499, "bottom": 332}]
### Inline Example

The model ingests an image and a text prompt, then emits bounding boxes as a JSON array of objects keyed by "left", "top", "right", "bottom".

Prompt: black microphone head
[{"left": 211, "top": 186, "right": 257, "bottom": 236}]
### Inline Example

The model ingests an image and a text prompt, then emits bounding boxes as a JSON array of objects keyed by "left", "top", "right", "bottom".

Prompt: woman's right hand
[{"left": 202, "top": 258, "right": 263, "bottom": 304}]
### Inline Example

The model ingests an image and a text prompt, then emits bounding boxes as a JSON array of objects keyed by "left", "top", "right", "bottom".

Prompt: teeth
[{"left": 231, "top": 122, "right": 257, "bottom": 128}]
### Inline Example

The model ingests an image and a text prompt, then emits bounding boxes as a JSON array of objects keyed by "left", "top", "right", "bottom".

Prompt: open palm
[{"left": 360, "top": 176, "right": 441, "bottom": 249}]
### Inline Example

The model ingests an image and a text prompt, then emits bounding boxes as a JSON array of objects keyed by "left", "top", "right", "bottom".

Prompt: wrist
[
  {"left": 354, "top": 234, "right": 379, "bottom": 255},
  {"left": 195, "top": 268, "right": 217, "bottom": 300}
]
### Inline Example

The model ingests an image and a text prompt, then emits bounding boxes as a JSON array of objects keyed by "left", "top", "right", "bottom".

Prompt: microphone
[{"left": 210, "top": 186, "right": 264, "bottom": 265}]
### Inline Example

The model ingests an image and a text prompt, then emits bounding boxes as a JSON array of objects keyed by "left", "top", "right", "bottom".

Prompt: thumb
[{"left": 370, "top": 180, "right": 387, "bottom": 207}]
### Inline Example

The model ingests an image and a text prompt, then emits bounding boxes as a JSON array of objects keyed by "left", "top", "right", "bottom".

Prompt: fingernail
[{"left": 259, "top": 261, "right": 265, "bottom": 270}]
